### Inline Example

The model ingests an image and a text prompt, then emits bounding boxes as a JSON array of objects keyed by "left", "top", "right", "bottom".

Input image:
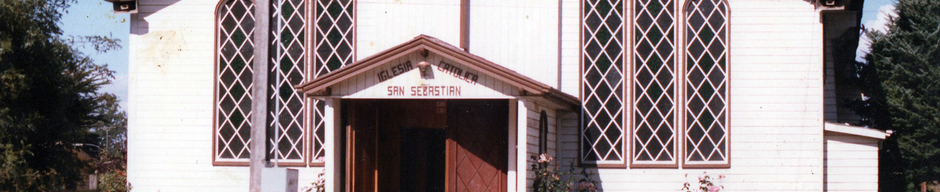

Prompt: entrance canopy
[{"left": 295, "top": 35, "right": 578, "bottom": 110}]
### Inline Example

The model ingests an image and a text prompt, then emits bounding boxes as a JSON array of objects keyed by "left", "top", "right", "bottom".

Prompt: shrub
[
  {"left": 97, "top": 170, "right": 127, "bottom": 192},
  {"left": 531, "top": 153, "right": 598, "bottom": 192},
  {"left": 682, "top": 172, "right": 724, "bottom": 192},
  {"left": 301, "top": 170, "right": 325, "bottom": 192}
]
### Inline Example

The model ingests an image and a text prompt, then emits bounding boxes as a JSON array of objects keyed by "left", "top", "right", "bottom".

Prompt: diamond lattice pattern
[
  {"left": 310, "top": 0, "right": 354, "bottom": 163},
  {"left": 267, "top": 0, "right": 307, "bottom": 161},
  {"left": 581, "top": 0, "right": 626, "bottom": 163},
  {"left": 684, "top": 0, "right": 728, "bottom": 162},
  {"left": 633, "top": 0, "right": 676, "bottom": 162},
  {"left": 216, "top": 0, "right": 255, "bottom": 160},
  {"left": 314, "top": 0, "right": 354, "bottom": 76},
  {"left": 453, "top": 105, "right": 506, "bottom": 192}
]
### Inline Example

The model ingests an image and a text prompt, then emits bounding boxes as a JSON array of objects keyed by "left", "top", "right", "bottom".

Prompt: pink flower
[
  {"left": 709, "top": 185, "right": 721, "bottom": 192},
  {"left": 538, "top": 154, "right": 553, "bottom": 163}
]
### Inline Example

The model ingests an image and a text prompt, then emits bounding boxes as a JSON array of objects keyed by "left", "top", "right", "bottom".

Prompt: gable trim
[{"left": 295, "top": 35, "right": 579, "bottom": 110}]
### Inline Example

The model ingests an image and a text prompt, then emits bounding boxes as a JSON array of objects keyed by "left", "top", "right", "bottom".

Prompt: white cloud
[
  {"left": 99, "top": 73, "right": 129, "bottom": 111},
  {"left": 867, "top": 4, "right": 897, "bottom": 33},
  {"left": 857, "top": 4, "right": 897, "bottom": 62}
]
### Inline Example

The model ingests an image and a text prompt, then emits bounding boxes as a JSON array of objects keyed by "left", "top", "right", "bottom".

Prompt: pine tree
[{"left": 861, "top": 0, "right": 940, "bottom": 190}]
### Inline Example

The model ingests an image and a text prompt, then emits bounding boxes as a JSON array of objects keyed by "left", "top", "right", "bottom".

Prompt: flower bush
[
  {"left": 301, "top": 170, "right": 326, "bottom": 192},
  {"left": 97, "top": 170, "right": 128, "bottom": 192},
  {"left": 531, "top": 153, "right": 598, "bottom": 192},
  {"left": 682, "top": 172, "right": 724, "bottom": 192},
  {"left": 93, "top": 146, "right": 130, "bottom": 192}
]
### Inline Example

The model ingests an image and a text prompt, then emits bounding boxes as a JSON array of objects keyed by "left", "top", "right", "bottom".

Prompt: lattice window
[
  {"left": 581, "top": 0, "right": 626, "bottom": 165},
  {"left": 313, "top": 0, "right": 354, "bottom": 76},
  {"left": 267, "top": 0, "right": 307, "bottom": 163},
  {"left": 310, "top": 0, "right": 354, "bottom": 164},
  {"left": 684, "top": 0, "right": 728, "bottom": 166},
  {"left": 632, "top": 0, "right": 677, "bottom": 165},
  {"left": 215, "top": 0, "right": 256, "bottom": 162}
]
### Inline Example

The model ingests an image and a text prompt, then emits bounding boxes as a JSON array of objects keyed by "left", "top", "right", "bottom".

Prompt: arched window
[
  {"left": 631, "top": 0, "right": 678, "bottom": 167},
  {"left": 215, "top": 0, "right": 256, "bottom": 163},
  {"left": 310, "top": 0, "right": 355, "bottom": 165},
  {"left": 581, "top": 0, "right": 729, "bottom": 168},
  {"left": 214, "top": 0, "right": 319, "bottom": 166},
  {"left": 268, "top": 0, "right": 308, "bottom": 164},
  {"left": 581, "top": 0, "right": 627, "bottom": 166},
  {"left": 683, "top": 0, "right": 729, "bottom": 166}
]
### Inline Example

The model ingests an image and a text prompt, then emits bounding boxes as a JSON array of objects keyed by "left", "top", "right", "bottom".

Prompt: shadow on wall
[{"left": 129, "top": 0, "right": 181, "bottom": 35}]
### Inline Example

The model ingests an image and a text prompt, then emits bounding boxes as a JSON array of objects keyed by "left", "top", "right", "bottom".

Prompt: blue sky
[
  {"left": 61, "top": 1, "right": 130, "bottom": 109},
  {"left": 59, "top": 0, "right": 896, "bottom": 110},
  {"left": 861, "top": 0, "right": 896, "bottom": 26},
  {"left": 858, "top": 0, "right": 898, "bottom": 62}
]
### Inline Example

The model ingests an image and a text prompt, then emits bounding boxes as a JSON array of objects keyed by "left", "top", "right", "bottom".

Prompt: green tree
[
  {"left": 89, "top": 93, "right": 126, "bottom": 171},
  {"left": 859, "top": 0, "right": 940, "bottom": 190},
  {"left": 0, "top": 0, "right": 121, "bottom": 190},
  {"left": 91, "top": 93, "right": 128, "bottom": 192}
]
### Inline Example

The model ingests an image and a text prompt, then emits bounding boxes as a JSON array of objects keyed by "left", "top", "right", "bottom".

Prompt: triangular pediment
[{"left": 295, "top": 35, "right": 578, "bottom": 110}]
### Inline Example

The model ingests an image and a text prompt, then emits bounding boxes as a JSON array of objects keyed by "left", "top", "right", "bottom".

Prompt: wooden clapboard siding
[
  {"left": 356, "top": 0, "right": 462, "bottom": 60},
  {"left": 127, "top": 0, "right": 327, "bottom": 191},
  {"left": 824, "top": 132, "right": 880, "bottom": 192},
  {"left": 560, "top": 0, "right": 580, "bottom": 96},
  {"left": 823, "top": 11, "right": 863, "bottom": 125},
  {"left": 556, "top": 0, "right": 827, "bottom": 191},
  {"left": 522, "top": 101, "right": 562, "bottom": 190},
  {"left": 468, "top": 0, "right": 560, "bottom": 87},
  {"left": 824, "top": 44, "right": 839, "bottom": 121},
  {"left": 358, "top": 0, "right": 568, "bottom": 91}
]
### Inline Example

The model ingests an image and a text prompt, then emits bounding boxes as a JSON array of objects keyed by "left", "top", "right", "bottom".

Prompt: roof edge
[
  {"left": 824, "top": 122, "right": 889, "bottom": 140},
  {"left": 294, "top": 35, "right": 580, "bottom": 110}
]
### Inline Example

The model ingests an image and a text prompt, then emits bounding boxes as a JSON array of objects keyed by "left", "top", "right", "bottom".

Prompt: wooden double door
[{"left": 345, "top": 99, "right": 508, "bottom": 192}]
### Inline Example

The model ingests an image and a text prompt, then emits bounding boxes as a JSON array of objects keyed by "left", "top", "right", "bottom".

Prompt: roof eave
[
  {"left": 294, "top": 35, "right": 580, "bottom": 109},
  {"left": 824, "top": 122, "right": 889, "bottom": 140}
]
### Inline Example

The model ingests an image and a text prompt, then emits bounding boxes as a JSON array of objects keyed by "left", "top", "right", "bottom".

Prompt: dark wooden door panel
[
  {"left": 348, "top": 100, "right": 377, "bottom": 192},
  {"left": 448, "top": 100, "right": 508, "bottom": 192}
]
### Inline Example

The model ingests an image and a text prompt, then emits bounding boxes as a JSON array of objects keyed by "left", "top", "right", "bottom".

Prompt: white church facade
[{"left": 125, "top": 0, "right": 888, "bottom": 191}]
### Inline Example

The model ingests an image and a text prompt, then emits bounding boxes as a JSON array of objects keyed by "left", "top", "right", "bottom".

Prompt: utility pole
[{"left": 249, "top": 0, "right": 270, "bottom": 191}]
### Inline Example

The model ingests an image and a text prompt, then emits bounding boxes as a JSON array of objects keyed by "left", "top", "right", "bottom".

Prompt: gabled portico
[{"left": 295, "top": 35, "right": 578, "bottom": 192}]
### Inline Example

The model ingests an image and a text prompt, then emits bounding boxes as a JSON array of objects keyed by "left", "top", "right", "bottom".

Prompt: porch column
[
  {"left": 515, "top": 99, "right": 528, "bottom": 192},
  {"left": 324, "top": 98, "right": 341, "bottom": 192}
]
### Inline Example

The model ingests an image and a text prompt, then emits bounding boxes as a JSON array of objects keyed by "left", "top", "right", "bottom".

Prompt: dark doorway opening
[
  {"left": 344, "top": 99, "right": 508, "bottom": 192},
  {"left": 400, "top": 127, "right": 446, "bottom": 192}
]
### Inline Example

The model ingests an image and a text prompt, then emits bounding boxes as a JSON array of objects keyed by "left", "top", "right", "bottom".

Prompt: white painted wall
[
  {"left": 127, "top": 0, "right": 326, "bottom": 191},
  {"left": 356, "top": 0, "right": 462, "bottom": 60},
  {"left": 824, "top": 132, "right": 880, "bottom": 192},
  {"left": 467, "top": 0, "right": 559, "bottom": 88},
  {"left": 357, "top": 0, "right": 566, "bottom": 91},
  {"left": 559, "top": 0, "right": 580, "bottom": 96}
]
